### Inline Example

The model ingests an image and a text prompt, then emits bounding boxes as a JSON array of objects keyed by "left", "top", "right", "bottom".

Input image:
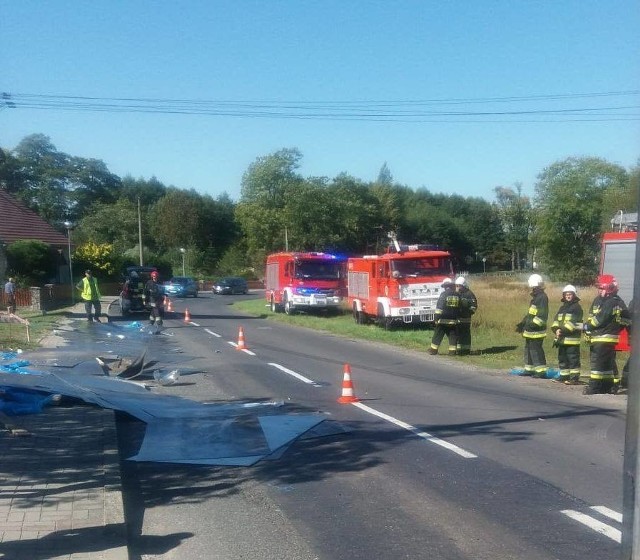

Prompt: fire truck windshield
[
  {"left": 294, "top": 260, "right": 342, "bottom": 280},
  {"left": 391, "top": 257, "right": 452, "bottom": 278}
]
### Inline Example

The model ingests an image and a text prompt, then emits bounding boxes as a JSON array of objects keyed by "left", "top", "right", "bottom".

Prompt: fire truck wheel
[
  {"left": 352, "top": 304, "right": 367, "bottom": 324},
  {"left": 270, "top": 296, "right": 281, "bottom": 313},
  {"left": 284, "top": 296, "right": 296, "bottom": 315},
  {"left": 376, "top": 305, "right": 394, "bottom": 330}
]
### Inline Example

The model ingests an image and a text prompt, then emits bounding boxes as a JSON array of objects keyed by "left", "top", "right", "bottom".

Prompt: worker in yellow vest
[{"left": 76, "top": 269, "right": 102, "bottom": 323}]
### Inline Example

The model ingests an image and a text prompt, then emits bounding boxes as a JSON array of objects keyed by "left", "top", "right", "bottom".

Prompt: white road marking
[
  {"left": 591, "top": 505, "right": 623, "bottom": 523},
  {"left": 352, "top": 402, "right": 477, "bottom": 459},
  {"left": 204, "top": 329, "right": 222, "bottom": 338},
  {"left": 189, "top": 321, "right": 200, "bottom": 326},
  {"left": 268, "top": 363, "right": 322, "bottom": 387},
  {"left": 227, "top": 341, "right": 256, "bottom": 355},
  {"left": 561, "top": 510, "right": 621, "bottom": 542}
]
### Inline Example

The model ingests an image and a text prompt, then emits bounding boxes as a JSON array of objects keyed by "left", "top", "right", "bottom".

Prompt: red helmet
[
  {"left": 597, "top": 274, "right": 618, "bottom": 295},
  {"left": 151, "top": 270, "right": 159, "bottom": 279}
]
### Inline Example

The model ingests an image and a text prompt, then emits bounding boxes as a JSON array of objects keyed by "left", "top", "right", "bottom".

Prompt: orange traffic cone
[
  {"left": 337, "top": 364, "right": 360, "bottom": 403},
  {"left": 167, "top": 298, "right": 173, "bottom": 312},
  {"left": 236, "top": 326, "right": 247, "bottom": 350},
  {"left": 184, "top": 308, "right": 191, "bottom": 322}
]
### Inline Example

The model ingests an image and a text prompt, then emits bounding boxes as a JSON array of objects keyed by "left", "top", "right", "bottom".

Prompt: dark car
[
  {"left": 164, "top": 276, "right": 198, "bottom": 298},
  {"left": 213, "top": 277, "right": 248, "bottom": 295},
  {"left": 119, "top": 266, "right": 157, "bottom": 316}
]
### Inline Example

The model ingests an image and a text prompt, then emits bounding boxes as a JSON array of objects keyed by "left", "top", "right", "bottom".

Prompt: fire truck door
[{"left": 376, "top": 262, "right": 390, "bottom": 297}]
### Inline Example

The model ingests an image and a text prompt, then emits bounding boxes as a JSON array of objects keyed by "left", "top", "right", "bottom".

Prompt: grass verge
[
  {"left": 232, "top": 277, "right": 630, "bottom": 376},
  {"left": 0, "top": 311, "right": 69, "bottom": 351}
]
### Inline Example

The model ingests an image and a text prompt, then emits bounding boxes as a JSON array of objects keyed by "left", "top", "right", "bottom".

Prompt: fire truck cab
[
  {"left": 265, "top": 252, "right": 346, "bottom": 315},
  {"left": 348, "top": 238, "right": 454, "bottom": 329}
]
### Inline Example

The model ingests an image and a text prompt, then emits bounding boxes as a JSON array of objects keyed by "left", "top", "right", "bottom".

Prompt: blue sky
[{"left": 1, "top": 1, "right": 638, "bottom": 202}]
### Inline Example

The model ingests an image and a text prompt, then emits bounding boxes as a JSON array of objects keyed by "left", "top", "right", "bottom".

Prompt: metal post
[
  {"left": 180, "top": 248, "right": 186, "bottom": 276},
  {"left": 138, "top": 197, "right": 144, "bottom": 265},
  {"left": 622, "top": 198, "right": 640, "bottom": 558},
  {"left": 63, "top": 221, "right": 74, "bottom": 304}
]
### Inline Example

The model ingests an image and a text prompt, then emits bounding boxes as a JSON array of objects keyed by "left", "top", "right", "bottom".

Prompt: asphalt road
[{"left": 113, "top": 291, "right": 625, "bottom": 560}]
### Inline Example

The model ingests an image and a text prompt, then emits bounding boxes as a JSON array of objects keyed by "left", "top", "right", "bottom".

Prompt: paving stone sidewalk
[
  {"left": 0, "top": 298, "right": 128, "bottom": 559},
  {"left": 0, "top": 405, "right": 127, "bottom": 560}
]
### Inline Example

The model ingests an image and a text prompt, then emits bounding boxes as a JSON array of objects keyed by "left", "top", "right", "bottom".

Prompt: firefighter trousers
[
  {"left": 588, "top": 342, "right": 616, "bottom": 394},
  {"left": 524, "top": 337, "right": 546, "bottom": 376},
  {"left": 557, "top": 344, "right": 580, "bottom": 381},
  {"left": 456, "top": 320, "right": 472, "bottom": 355},
  {"left": 431, "top": 322, "right": 458, "bottom": 355}
]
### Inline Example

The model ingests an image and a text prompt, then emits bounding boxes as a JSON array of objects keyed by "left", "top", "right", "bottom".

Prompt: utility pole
[
  {"left": 622, "top": 223, "right": 640, "bottom": 559},
  {"left": 138, "top": 197, "right": 143, "bottom": 265}
]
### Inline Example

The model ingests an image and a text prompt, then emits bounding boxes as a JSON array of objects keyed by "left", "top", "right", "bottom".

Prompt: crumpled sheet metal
[
  {"left": 0, "top": 329, "right": 339, "bottom": 466},
  {"left": 130, "top": 414, "right": 326, "bottom": 465}
]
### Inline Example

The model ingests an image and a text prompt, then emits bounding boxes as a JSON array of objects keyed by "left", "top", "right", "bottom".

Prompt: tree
[
  {"left": 13, "top": 134, "right": 71, "bottom": 224},
  {"left": 494, "top": 184, "right": 533, "bottom": 270},
  {"left": 534, "top": 157, "right": 629, "bottom": 283},
  {"left": 0, "top": 148, "right": 25, "bottom": 194},
  {"left": 376, "top": 162, "right": 393, "bottom": 186},
  {"left": 6, "top": 239, "right": 57, "bottom": 284},
  {"left": 73, "top": 242, "right": 116, "bottom": 276},
  {"left": 236, "top": 149, "right": 305, "bottom": 267}
]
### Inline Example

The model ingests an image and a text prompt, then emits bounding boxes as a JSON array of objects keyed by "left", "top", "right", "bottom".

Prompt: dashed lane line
[
  {"left": 561, "top": 509, "right": 621, "bottom": 542},
  {"left": 227, "top": 341, "right": 256, "bottom": 355},
  {"left": 268, "top": 363, "right": 323, "bottom": 387},
  {"left": 591, "top": 505, "right": 623, "bottom": 523},
  {"left": 352, "top": 402, "right": 477, "bottom": 459},
  {"left": 204, "top": 328, "right": 222, "bottom": 338}
]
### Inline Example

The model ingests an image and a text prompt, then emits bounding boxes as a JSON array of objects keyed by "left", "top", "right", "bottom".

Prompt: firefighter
[
  {"left": 515, "top": 274, "right": 549, "bottom": 377},
  {"left": 550, "top": 285, "right": 583, "bottom": 384},
  {"left": 144, "top": 270, "right": 165, "bottom": 328},
  {"left": 429, "top": 278, "right": 460, "bottom": 355},
  {"left": 455, "top": 276, "right": 477, "bottom": 356},
  {"left": 583, "top": 275, "right": 630, "bottom": 395}
]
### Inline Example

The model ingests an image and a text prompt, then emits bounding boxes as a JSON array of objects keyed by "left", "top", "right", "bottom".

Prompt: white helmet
[
  {"left": 562, "top": 284, "right": 577, "bottom": 295},
  {"left": 528, "top": 274, "right": 544, "bottom": 288},
  {"left": 455, "top": 276, "right": 467, "bottom": 287},
  {"left": 441, "top": 278, "right": 453, "bottom": 287}
]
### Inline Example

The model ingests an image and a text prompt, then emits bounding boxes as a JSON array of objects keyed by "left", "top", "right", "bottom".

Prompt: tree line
[{"left": 1, "top": 133, "right": 638, "bottom": 285}]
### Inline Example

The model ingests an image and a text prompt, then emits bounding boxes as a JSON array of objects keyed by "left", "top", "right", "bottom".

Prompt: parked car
[
  {"left": 164, "top": 276, "right": 198, "bottom": 298},
  {"left": 213, "top": 277, "right": 248, "bottom": 295},
  {"left": 119, "top": 266, "right": 157, "bottom": 316}
]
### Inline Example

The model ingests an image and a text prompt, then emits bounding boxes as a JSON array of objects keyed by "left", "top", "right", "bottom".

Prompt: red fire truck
[
  {"left": 265, "top": 252, "right": 347, "bottom": 315},
  {"left": 347, "top": 235, "right": 454, "bottom": 329},
  {"left": 600, "top": 230, "right": 636, "bottom": 351}
]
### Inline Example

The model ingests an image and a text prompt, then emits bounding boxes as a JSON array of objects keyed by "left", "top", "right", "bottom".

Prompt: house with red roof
[{"left": 0, "top": 189, "right": 71, "bottom": 282}]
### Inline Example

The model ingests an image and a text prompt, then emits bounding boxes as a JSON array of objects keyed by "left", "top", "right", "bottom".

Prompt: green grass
[
  {"left": 0, "top": 310, "right": 68, "bottom": 351},
  {"left": 233, "top": 279, "right": 630, "bottom": 376}
]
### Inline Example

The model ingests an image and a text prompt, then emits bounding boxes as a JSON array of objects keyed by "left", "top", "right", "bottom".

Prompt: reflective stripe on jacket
[
  {"left": 586, "top": 294, "right": 630, "bottom": 345},
  {"left": 550, "top": 299, "right": 583, "bottom": 345},
  {"left": 522, "top": 289, "right": 548, "bottom": 339}
]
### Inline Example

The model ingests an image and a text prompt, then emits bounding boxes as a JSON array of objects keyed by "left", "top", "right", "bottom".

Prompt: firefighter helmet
[
  {"left": 527, "top": 274, "right": 544, "bottom": 288},
  {"left": 454, "top": 276, "right": 467, "bottom": 287},
  {"left": 597, "top": 274, "right": 618, "bottom": 295},
  {"left": 441, "top": 278, "right": 453, "bottom": 287},
  {"left": 562, "top": 284, "right": 577, "bottom": 295}
]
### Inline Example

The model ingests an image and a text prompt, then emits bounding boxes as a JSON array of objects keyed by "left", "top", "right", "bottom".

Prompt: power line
[{"left": 2, "top": 90, "right": 639, "bottom": 122}]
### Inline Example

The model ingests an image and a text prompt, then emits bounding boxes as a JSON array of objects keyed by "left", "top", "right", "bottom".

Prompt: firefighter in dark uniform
[
  {"left": 429, "top": 278, "right": 460, "bottom": 355},
  {"left": 455, "top": 276, "right": 477, "bottom": 356},
  {"left": 583, "top": 274, "right": 630, "bottom": 394},
  {"left": 144, "top": 270, "right": 165, "bottom": 328},
  {"left": 515, "top": 274, "right": 549, "bottom": 377},
  {"left": 550, "top": 284, "right": 583, "bottom": 384}
]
